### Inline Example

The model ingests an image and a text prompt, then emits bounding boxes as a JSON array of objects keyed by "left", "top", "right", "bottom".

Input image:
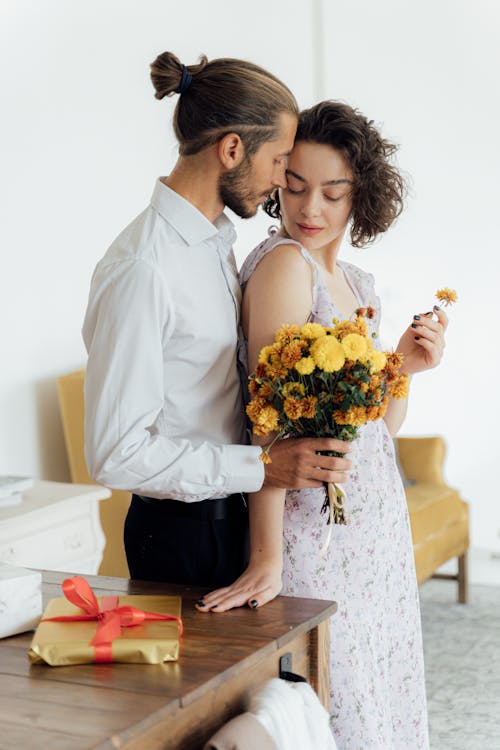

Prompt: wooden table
[{"left": 0, "top": 571, "right": 336, "bottom": 750}]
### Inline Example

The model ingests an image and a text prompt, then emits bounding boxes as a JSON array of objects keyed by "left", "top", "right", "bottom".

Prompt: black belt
[{"left": 134, "top": 493, "right": 247, "bottom": 521}]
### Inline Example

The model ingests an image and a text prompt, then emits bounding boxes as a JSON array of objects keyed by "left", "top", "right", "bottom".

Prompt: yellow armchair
[
  {"left": 396, "top": 436, "right": 469, "bottom": 602},
  {"left": 57, "top": 369, "right": 130, "bottom": 578}
]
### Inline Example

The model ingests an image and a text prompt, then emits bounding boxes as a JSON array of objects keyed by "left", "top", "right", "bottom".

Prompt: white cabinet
[{"left": 0, "top": 481, "right": 110, "bottom": 574}]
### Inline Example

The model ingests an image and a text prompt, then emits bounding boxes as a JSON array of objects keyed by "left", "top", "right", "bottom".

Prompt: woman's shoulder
[{"left": 239, "top": 230, "right": 312, "bottom": 286}]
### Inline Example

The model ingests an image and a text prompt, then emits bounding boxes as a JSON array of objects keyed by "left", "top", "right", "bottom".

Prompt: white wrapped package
[{"left": 0, "top": 562, "right": 42, "bottom": 638}]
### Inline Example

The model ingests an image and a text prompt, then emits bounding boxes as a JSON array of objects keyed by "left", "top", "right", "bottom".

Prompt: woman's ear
[{"left": 218, "top": 132, "right": 245, "bottom": 170}]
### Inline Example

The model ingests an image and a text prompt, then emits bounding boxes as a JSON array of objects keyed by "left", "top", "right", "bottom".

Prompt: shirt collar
[{"left": 151, "top": 179, "right": 236, "bottom": 247}]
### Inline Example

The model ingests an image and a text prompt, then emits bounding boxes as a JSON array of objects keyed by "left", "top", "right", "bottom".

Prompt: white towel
[{"left": 246, "top": 678, "right": 337, "bottom": 750}]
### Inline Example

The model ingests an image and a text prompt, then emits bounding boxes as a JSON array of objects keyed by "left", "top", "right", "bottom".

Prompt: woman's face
[{"left": 279, "top": 141, "right": 354, "bottom": 251}]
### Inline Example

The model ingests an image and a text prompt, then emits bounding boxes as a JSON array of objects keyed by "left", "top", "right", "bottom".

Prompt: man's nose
[{"left": 272, "top": 163, "right": 288, "bottom": 189}]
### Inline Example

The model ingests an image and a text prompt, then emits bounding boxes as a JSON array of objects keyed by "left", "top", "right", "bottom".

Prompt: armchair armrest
[{"left": 395, "top": 436, "right": 446, "bottom": 486}]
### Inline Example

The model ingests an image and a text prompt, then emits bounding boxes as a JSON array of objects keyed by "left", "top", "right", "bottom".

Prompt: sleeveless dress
[{"left": 239, "top": 230, "right": 429, "bottom": 750}]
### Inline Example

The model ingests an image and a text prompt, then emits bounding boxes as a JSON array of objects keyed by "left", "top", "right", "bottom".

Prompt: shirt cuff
[{"left": 221, "top": 444, "right": 265, "bottom": 495}]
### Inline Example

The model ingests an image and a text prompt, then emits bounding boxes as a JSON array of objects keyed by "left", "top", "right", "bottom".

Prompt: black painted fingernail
[
  {"left": 413, "top": 315, "right": 420, "bottom": 320},
  {"left": 210, "top": 605, "right": 219, "bottom": 611},
  {"left": 411, "top": 323, "right": 417, "bottom": 329},
  {"left": 414, "top": 335, "right": 421, "bottom": 340},
  {"left": 250, "top": 599, "right": 258, "bottom": 609},
  {"left": 425, "top": 311, "right": 433, "bottom": 316},
  {"left": 196, "top": 599, "right": 206, "bottom": 607},
  {"left": 433, "top": 305, "right": 441, "bottom": 310}
]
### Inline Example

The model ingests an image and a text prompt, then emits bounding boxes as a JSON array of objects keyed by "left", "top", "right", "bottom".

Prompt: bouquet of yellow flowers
[{"left": 245, "top": 307, "right": 409, "bottom": 542}]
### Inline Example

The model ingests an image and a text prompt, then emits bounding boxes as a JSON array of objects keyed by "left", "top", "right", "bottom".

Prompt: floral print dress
[{"left": 240, "top": 230, "right": 429, "bottom": 750}]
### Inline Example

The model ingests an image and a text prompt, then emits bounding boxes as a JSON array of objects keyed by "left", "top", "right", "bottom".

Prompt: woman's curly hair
[{"left": 263, "top": 101, "right": 405, "bottom": 247}]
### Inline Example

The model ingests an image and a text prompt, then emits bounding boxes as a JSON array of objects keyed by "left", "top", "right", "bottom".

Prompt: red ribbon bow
[{"left": 41, "top": 576, "right": 183, "bottom": 663}]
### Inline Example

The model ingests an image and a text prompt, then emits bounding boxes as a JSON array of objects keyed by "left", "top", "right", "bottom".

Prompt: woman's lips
[{"left": 297, "top": 223, "right": 323, "bottom": 236}]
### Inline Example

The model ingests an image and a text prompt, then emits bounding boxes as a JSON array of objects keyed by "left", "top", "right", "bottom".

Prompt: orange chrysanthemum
[
  {"left": 284, "top": 396, "right": 304, "bottom": 420},
  {"left": 300, "top": 396, "right": 318, "bottom": 419},
  {"left": 436, "top": 288, "right": 458, "bottom": 306},
  {"left": 333, "top": 406, "right": 368, "bottom": 427},
  {"left": 281, "top": 340, "right": 307, "bottom": 368},
  {"left": 388, "top": 374, "right": 410, "bottom": 399},
  {"left": 275, "top": 323, "right": 301, "bottom": 346},
  {"left": 332, "top": 320, "right": 359, "bottom": 340}
]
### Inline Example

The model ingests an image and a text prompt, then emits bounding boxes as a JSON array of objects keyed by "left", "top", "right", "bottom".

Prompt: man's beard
[{"left": 219, "top": 156, "right": 264, "bottom": 219}]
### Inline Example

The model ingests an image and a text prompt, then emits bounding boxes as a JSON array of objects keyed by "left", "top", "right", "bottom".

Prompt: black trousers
[{"left": 124, "top": 494, "right": 249, "bottom": 588}]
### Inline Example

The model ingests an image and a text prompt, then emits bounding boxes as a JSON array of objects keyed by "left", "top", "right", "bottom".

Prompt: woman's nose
[{"left": 300, "top": 193, "right": 321, "bottom": 218}]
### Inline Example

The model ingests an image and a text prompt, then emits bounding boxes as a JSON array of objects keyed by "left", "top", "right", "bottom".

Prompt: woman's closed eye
[{"left": 286, "top": 185, "right": 343, "bottom": 202}]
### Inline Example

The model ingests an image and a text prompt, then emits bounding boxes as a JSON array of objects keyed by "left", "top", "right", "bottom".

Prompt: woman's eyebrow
[{"left": 286, "top": 169, "right": 353, "bottom": 186}]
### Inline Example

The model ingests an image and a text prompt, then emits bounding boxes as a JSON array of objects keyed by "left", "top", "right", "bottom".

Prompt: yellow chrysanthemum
[
  {"left": 366, "top": 405, "right": 383, "bottom": 421},
  {"left": 267, "top": 362, "right": 289, "bottom": 380},
  {"left": 310, "top": 336, "right": 346, "bottom": 372},
  {"left": 300, "top": 395, "right": 318, "bottom": 419},
  {"left": 259, "top": 382, "right": 274, "bottom": 399},
  {"left": 332, "top": 320, "right": 358, "bottom": 340},
  {"left": 354, "top": 315, "right": 369, "bottom": 336},
  {"left": 254, "top": 405, "right": 280, "bottom": 435},
  {"left": 284, "top": 397, "right": 304, "bottom": 420},
  {"left": 283, "top": 382, "right": 306, "bottom": 398},
  {"left": 300, "top": 322, "right": 326, "bottom": 340},
  {"left": 246, "top": 398, "right": 279, "bottom": 434},
  {"left": 436, "top": 287, "right": 458, "bottom": 307},
  {"left": 281, "top": 340, "right": 307, "bottom": 368},
  {"left": 258, "top": 345, "right": 275, "bottom": 366},
  {"left": 333, "top": 406, "right": 367, "bottom": 427},
  {"left": 342, "top": 333, "right": 368, "bottom": 361},
  {"left": 294, "top": 356, "right": 316, "bottom": 375},
  {"left": 369, "top": 349, "right": 387, "bottom": 372},
  {"left": 275, "top": 323, "right": 301, "bottom": 346},
  {"left": 259, "top": 450, "right": 272, "bottom": 464},
  {"left": 246, "top": 397, "right": 265, "bottom": 422},
  {"left": 388, "top": 374, "right": 409, "bottom": 399}
]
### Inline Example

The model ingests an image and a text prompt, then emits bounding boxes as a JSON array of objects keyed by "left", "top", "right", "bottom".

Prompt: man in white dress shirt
[{"left": 83, "top": 51, "right": 351, "bottom": 592}]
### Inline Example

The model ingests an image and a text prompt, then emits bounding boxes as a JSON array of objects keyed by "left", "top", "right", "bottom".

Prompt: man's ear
[{"left": 218, "top": 132, "right": 246, "bottom": 171}]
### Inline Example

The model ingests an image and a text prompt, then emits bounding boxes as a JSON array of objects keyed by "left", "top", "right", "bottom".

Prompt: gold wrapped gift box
[{"left": 29, "top": 592, "right": 182, "bottom": 666}]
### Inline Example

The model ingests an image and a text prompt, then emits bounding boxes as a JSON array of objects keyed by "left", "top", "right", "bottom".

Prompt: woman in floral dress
[{"left": 198, "top": 101, "right": 448, "bottom": 749}]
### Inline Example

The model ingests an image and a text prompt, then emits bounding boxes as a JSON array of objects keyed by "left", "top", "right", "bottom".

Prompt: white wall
[
  {"left": 1, "top": 1, "right": 498, "bottom": 551},
  {"left": 319, "top": 0, "right": 500, "bottom": 552}
]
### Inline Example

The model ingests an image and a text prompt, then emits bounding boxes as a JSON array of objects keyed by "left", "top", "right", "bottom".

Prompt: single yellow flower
[
  {"left": 388, "top": 374, "right": 409, "bottom": 399},
  {"left": 259, "top": 450, "right": 272, "bottom": 464},
  {"left": 436, "top": 287, "right": 458, "bottom": 306},
  {"left": 310, "top": 336, "right": 345, "bottom": 372},
  {"left": 300, "top": 395, "right": 318, "bottom": 419},
  {"left": 275, "top": 323, "right": 301, "bottom": 346},
  {"left": 259, "top": 382, "right": 274, "bottom": 399},
  {"left": 295, "top": 356, "right": 316, "bottom": 375},
  {"left": 281, "top": 340, "right": 307, "bottom": 368},
  {"left": 300, "top": 322, "right": 326, "bottom": 340},
  {"left": 284, "top": 397, "right": 304, "bottom": 420},
  {"left": 342, "top": 333, "right": 368, "bottom": 361},
  {"left": 369, "top": 349, "right": 387, "bottom": 372},
  {"left": 258, "top": 345, "right": 275, "bottom": 366}
]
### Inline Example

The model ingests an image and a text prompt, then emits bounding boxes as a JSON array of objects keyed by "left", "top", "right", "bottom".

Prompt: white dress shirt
[{"left": 82, "top": 179, "right": 264, "bottom": 502}]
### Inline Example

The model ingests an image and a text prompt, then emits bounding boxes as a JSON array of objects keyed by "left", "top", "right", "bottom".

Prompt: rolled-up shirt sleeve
[{"left": 83, "top": 258, "right": 264, "bottom": 501}]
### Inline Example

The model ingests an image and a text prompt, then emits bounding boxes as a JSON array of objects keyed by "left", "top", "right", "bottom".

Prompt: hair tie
[{"left": 178, "top": 65, "right": 193, "bottom": 95}]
